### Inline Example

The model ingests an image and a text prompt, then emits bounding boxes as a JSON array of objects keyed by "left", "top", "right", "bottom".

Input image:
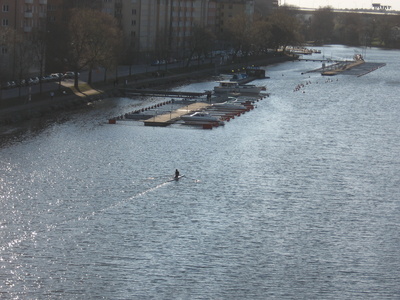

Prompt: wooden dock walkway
[{"left": 144, "top": 102, "right": 210, "bottom": 126}]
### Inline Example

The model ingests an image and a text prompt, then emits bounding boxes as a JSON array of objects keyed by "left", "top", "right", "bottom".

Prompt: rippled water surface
[{"left": 1, "top": 45, "right": 400, "bottom": 299}]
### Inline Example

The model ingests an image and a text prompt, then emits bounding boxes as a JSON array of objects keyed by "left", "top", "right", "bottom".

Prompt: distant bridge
[{"left": 296, "top": 7, "right": 400, "bottom": 15}]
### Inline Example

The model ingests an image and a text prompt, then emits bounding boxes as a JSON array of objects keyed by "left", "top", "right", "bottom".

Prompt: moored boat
[
  {"left": 210, "top": 101, "right": 247, "bottom": 111},
  {"left": 214, "top": 81, "right": 265, "bottom": 94},
  {"left": 180, "top": 112, "right": 225, "bottom": 125}
]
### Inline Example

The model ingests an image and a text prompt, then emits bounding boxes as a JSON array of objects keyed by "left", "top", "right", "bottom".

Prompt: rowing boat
[{"left": 170, "top": 175, "right": 184, "bottom": 181}]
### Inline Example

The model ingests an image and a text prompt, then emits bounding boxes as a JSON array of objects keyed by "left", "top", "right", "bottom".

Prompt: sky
[{"left": 282, "top": 0, "right": 400, "bottom": 11}]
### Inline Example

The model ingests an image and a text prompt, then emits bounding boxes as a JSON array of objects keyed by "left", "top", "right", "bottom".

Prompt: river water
[{"left": 1, "top": 45, "right": 399, "bottom": 299}]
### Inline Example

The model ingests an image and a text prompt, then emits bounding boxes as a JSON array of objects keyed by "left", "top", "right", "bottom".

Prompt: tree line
[{"left": 304, "top": 7, "right": 400, "bottom": 47}]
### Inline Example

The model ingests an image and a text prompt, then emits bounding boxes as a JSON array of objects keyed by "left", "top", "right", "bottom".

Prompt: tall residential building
[
  {"left": 118, "top": 0, "right": 212, "bottom": 59},
  {"left": 214, "top": 0, "right": 255, "bottom": 34},
  {"left": 0, "top": 0, "right": 47, "bottom": 33},
  {"left": 0, "top": 0, "right": 48, "bottom": 80},
  {"left": 95, "top": 0, "right": 213, "bottom": 59},
  {"left": 2, "top": 0, "right": 256, "bottom": 78}
]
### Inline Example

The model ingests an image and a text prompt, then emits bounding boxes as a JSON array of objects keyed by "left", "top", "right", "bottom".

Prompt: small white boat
[
  {"left": 214, "top": 81, "right": 265, "bottom": 94},
  {"left": 181, "top": 112, "right": 224, "bottom": 125},
  {"left": 211, "top": 101, "right": 247, "bottom": 111}
]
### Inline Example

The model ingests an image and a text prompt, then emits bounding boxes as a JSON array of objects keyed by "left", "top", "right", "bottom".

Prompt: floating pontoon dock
[{"left": 143, "top": 102, "right": 211, "bottom": 127}]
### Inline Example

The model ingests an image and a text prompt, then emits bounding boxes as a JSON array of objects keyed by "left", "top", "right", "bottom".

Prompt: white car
[{"left": 64, "top": 71, "right": 80, "bottom": 79}]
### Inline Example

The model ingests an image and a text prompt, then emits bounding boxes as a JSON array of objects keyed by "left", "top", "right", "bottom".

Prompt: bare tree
[
  {"left": 252, "top": 18, "right": 273, "bottom": 54},
  {"left": 310, "top": 7, "right": 335, "bottom": 45},
  {"left": 154, "top": 30, "right": 171, "bottom": 71},
  {"left": 30, "top": 29, "right": 47, "bottom": 93},
  {"left": 0, "top": 27, "right": 13, "bottom": 84},
  {"left": 267, "top": 8, "right": 304, "bottom": 52},
  {"left": 67, "top": 8, "right": 122, "bottom": 88},
  {"left": 14, "top": 32, "right": 34, "bottom": 96},
  {"left": 186, "top": 25, "right": 215, "bottom": 67},
  {"left": 224, "top": 13, "right": 255, "bottom": 61}
]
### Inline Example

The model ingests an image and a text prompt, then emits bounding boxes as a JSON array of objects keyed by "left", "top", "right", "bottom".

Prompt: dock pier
[{"left": 143, "top": 102, "right": 211, "bottom": 127}]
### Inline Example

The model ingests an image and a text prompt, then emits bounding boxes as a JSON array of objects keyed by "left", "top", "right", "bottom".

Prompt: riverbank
[{"left": 0, "top": 54, "right": 294, "bottom": 126}]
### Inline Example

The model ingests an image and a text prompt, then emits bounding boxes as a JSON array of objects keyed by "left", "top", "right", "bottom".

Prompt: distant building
[
  {"left": 79, "top": 0, "right": 255, "bottom": 60},
  {"left": 372, "top": 3, "right": 392, "bottom": 10},
  {"left": 214, "top": 0, "right": 255, "bottom": 35},
  {"left": 254, "top": 0, "right": 279, "bottom": 16},
  {"left": 122, "top": 0, "right": 212, "bottom": 59}
]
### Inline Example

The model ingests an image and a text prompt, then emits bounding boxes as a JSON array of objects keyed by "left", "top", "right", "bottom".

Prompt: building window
[
  {"left": 132, "top": 9, "right": 136, "bottom": 15},
  {"left": 2, "top": 19, "right": 9, "bottom": 26},
  {"left": 1, "top": 47, "right": 8, "bottom": 54},
  {"left": 2, "top": 5, "right": 9, "bottom": 12},
  {"left": 131, "top": 20, "right": 136, "bottom": 26}
]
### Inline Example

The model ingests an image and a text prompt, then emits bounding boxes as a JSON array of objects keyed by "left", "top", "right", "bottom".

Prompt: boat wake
[{"left": 0, "top": 178, "right": 176, "bottom": 254}]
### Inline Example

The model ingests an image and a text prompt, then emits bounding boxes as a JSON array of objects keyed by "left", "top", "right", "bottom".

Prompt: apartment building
[
  {"left": 0, "top": 0, "right": 47, "bottom": 32},
  {"left": 115, "top": 0, "right": 212, "bottom": 59},
  {"left": 46, "top": 0, "right": 254, "bottom": 55},
  {"left": 0, "top": 0, "right": 48, "bottom": 79},
  {"left": 1, "top": 0, "right": 256, "bottom": 79},
  {"left": 214, "top": 0, "right": 254, "bottom": 35}
]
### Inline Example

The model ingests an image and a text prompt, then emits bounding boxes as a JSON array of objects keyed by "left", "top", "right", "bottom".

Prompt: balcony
[
  {"left": 24, "top": 11, "right": 33, "bottom": 18},
  {"left": 25, "top": 0, "right": 33, "bottom": 3},
  {"left": 24, "top": 26, "right": 32, "bottom": 32},
  {"left": 39, "top": 0, "right": 47, "bottom": 4}
]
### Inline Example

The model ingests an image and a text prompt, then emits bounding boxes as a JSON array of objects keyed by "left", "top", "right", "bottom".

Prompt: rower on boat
[{"left": 175, "top": 169, "right": 180, "bottom": 179}]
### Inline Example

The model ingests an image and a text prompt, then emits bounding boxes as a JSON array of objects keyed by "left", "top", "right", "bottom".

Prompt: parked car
[
  {"left": 18, "top": 79, "right": 28, "bottom": 87},
  {"left": 28, "top": 77, "right": 40, "bottom": 85},
  {"left": 50, "top": 73, "right": 64, "bottom": 81},
  {"left": 6, "top": 81, "right": 17, "bottom": 89},
  {"left": 41, "top": 75, "right": 52, "bottom": 82},
  {"left": 63, "top": 71, "right": 79, "bottom": 79},
  {"left": 150, "top": 60, "right": 166, "bottom": 66}
]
